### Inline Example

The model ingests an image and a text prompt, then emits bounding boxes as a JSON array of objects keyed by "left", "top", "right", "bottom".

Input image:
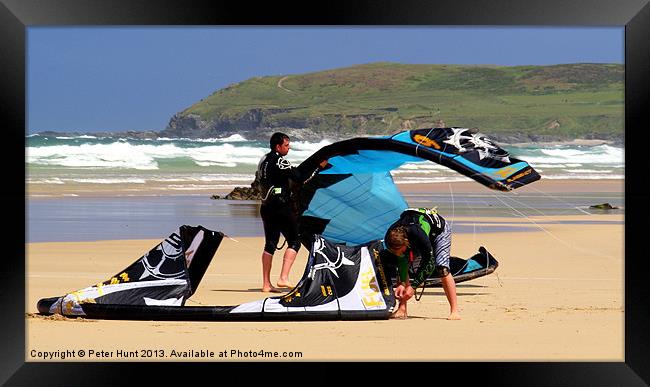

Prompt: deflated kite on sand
[{"left": 37, "top": 225, "right": 498, "bottom": 321}]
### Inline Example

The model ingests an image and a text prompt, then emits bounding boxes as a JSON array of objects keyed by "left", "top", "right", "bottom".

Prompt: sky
[{"left": 27, "top": 27, "right": 624, "bottom": 134}]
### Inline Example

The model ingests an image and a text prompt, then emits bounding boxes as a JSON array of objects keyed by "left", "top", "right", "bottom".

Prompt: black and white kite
[{"left": 37, "top": 225, "right": 498, "bottom": 321}]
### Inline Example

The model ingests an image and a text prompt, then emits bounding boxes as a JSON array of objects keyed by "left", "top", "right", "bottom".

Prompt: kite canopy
[
  {"left": 296, "top": 128, "right": 540, "bottom": 246},
  {"left": 38, "top": 225, "right": 224, "bottom": 316}
]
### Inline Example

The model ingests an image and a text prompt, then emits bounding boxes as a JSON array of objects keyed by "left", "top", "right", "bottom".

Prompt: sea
[{"left": 26, "top": 133, "right": 624, "bottom": 242}]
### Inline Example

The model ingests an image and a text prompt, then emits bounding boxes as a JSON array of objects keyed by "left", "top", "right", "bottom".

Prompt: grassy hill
[{"left": 161, "top": 62, "right": 623, "bottom": 142}]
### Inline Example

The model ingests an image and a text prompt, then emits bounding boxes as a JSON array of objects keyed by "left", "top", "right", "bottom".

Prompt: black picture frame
[{"left": 4, "top": 0, "right": 648, "bottom": 384}]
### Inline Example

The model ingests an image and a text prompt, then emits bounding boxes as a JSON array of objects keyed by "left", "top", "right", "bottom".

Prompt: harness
[
  {"left": 404, "top": 207, "right": 441, "bottom": 232},
  {"left": 261, "top": 186, "right": 284, "bottom": 202},
  {"left": 256, "top": 152, "right": 290, "bottom": 204}
]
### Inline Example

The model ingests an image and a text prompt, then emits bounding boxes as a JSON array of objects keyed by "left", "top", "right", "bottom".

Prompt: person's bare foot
[
  {"left": 390, "top": 309, "right": 408, "bottom": 319},
  {"left": 276, "top": 280, "right": 294, "bottom": 289},
  {"left": 261, "top": 286, "right": 282, "bottom": 293},
  {"left": 447, "top": 311, "right": 461, "bottom": 320}
]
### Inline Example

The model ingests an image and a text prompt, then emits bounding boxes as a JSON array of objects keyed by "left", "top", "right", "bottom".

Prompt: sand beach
[{"left": 25, "top": 179, "right": 624, "bottom": 361}]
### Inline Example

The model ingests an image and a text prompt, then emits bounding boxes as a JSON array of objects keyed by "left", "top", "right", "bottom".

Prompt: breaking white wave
[{"left": 26, "top": 134, "right": 624, "bottom": 190}]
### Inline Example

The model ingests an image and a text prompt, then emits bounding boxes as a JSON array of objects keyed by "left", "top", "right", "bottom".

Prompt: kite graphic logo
[
  {"left": 372, "top": 248, "right": 391, "bottom": 296},
  {"left": 443, "top": 128, "right": 475, "bottom": 152},
  {"left": 308, "top": 237, "right": 355, "bottom": 279},
  {"left": 140, "top": 232, "right": 187, "bottom": 279},
  {"left": 281, "top": 288, "right": 302, "bottom": 303},
  {"left": 277, "top": 156, "right": 293, "bottom": 170},
  {"left": 413, "top": 134, "right": 441, "bottom": 149},
  {"left": 360, "top": 267, "right": 383, "bottom": 307},
  {"left": 443, "top": 128, "right": 511, "bottom": 162},
  {"left": 507, "top": 168, "right": 533, "bottom": 183},
  {"left": 493, "top": 166, "right": 517, "bottom": 179}
]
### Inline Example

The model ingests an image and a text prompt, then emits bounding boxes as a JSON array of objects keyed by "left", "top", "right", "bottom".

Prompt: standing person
[
  {"left": 256, "top": 132, "right": 327, "bottom": 293},
  {"left": 380, "top": 207, "right": 460, "bottom": 320}
]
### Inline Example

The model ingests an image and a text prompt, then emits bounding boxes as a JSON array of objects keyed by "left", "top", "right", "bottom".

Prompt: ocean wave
[
  {"left": 28, "top": 177, "right": 148, "bottom": 184},
  {"left": 526, "top": 145, "right": 622, "bottom": 165},
  {"left": 189, "top": 144, "right": 266, "bottom": 166},
  {"left": 194, "top": 161, "right": 238, "bottom": 167},
  {"left": 28, "top": 174, "right": 255, "bottom": 186},
  {"left": 26, "top": 135, "right": 624, "bottom": 189},
  {"left": 150, "top": 174, "right": 254, "bottom": 182},
  {"left": 156, "top": 134, "right": 248, "bottom": 143},
  {"left": 69, "top": 178, "right": 148, "bottom": 184},
  {"left": 26, "top": 141, "right": 268, "bottom": 169},
  {"left": 163, "top": 184, "right": 243, "bottom": 190},
  {"left": 27, "top": 178, "right": 65, "bottom": 184},
  {"left": 562, "top": 169, "right": 614, "bottom": 173}
]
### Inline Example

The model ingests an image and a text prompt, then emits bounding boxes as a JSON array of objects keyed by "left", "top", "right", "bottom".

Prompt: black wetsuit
[
  {"left": 380, "top": 208, "right": 451, "bottom": 288},
  {"left": 257, "top": 150, "right": 305, "bottom": 254}
]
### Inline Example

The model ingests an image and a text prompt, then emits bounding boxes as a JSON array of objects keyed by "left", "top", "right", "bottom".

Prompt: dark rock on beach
[
  {"left": 589, "top": 203, "right": 619, "bottom": 210},
  {"left": 211, "top": 186, "right": 262, "bottom": 200}
]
